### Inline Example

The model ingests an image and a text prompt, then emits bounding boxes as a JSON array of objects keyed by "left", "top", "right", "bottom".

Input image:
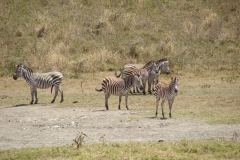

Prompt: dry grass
[{"left": 0, "top": 0, "right": 239, "bottom": 77}]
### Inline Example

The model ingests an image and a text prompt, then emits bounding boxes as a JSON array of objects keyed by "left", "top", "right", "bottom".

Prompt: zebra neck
[
  {"left": 145, "top": 64, "right": 153, "bottom": 73},
  {"left": 158, "top": 62, "right": 166, "bottom": 70},
  {"left": 22, "top": 69, "right": 35, "bottom": 84},
  {"left": 124, "top": 75, "right": 134, "bottom": 90},
  {"left": 168, "top": 83, "right": 175, "bottom": 95}
]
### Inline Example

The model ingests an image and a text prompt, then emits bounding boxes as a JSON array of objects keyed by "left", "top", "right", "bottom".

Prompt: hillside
[{"left": 0, "top": 0, "right": 239, "bottom": 77}]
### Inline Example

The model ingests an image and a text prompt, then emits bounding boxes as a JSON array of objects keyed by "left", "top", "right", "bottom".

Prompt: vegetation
[
  {"left": 1, "top": 0, "right": 239, "bottom": 77},
  {"left": 1, "top": 140, "right": 240, "bottom": 160}
]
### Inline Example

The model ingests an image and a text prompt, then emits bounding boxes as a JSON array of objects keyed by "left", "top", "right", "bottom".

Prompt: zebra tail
[
  {"left": 95, "top": 88, "right": 103, "bottom": 92},
  {"left": 115, "top": 70, "right": 121, "bottom": 78}
]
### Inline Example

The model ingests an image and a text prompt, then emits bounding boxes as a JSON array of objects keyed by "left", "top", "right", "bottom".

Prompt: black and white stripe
[
  {"left": 148, "top": 58, "right": 170, "bottom": 94},
  {"left": 115, "top": 60, "right": 158, "bottom": 94},
  {"left": 95, "top": 73, "right": 143, "bottom": 110},
  {"left": 13, "top": 64, "right": 64, "bottom": 104},
  {"left": 154, "top": 77, "right": 180, "bottom": 118}
]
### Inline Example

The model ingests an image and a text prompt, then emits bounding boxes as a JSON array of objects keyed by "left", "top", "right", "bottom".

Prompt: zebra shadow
[
  {"left": 146, "top": 116, "right": 168, "bottom": 120},
  {"left": 6, "top": 103, "right": 46, "bottom": 108}
]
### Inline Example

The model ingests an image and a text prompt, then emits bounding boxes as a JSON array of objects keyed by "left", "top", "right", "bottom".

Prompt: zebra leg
[
  {"left": 142, "top": 79, "right": 147, "bottom": 95},
  {"left": 155, "top": 97, "right": 160, "bottom": 117},
  {"left": 34, "top": 89, "right": 38, "bottom": 104},
  {"left": 30, "top": 88, "right": 34, "bottom": 104},
  {"left": 136, "top": 87, "right": 140, "bottom": 93},
  {"left": 118, "top": 95, "right": 122, "bottom": 110},
  {"left": 59, "top": 86, "right": 64, "bottom": 103},
  {"left": 130, "top": 89, "right": 133, "bottom": 94},
  {"left": 152, "top": 79, "right": 155, "bottom": 91},
  {"left": 168, "top": 99, "right": 174, "bottom": 118},
  {"left": 105, "top": 93, "right": 110, "bottom": 110},
  {"left": 161, "top": 100, "right": 166, "bottom": 118},
  {"left": 125, "top": 92, "right": 129, "bottom": 110},
  {"left": 148, "top": 79, "right": 152, "bottom": 94},
  {"left": 51, "top": 86, "right": 58, "bottom": 103}
]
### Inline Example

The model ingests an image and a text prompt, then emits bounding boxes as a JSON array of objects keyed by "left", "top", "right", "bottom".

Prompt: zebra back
[
  {"left": 121, "top": 68, "right": 146, "bottom": 79},
  {"left": 96, "top": 73, "right": 142, "bottom": 95},
  {"left": 141, "top": 60, "right": 157, "bottom": 73}
]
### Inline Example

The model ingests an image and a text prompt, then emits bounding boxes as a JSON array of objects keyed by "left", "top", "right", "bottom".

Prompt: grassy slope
[{"left": 0, "top": 0, "right": 239, "bottom": 77}]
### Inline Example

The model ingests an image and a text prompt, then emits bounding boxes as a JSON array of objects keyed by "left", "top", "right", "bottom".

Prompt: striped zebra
[
  {"left": 148, "top": 58, "right": 170, "bottom": 94},
  {"left": 13, "top": 64, "right": 64, "bottom": 104},
  {"left": 154, "top": 77, "right": 180, "bottom": 118},
  {"left": 115, "top": 60, "right": 158, "bottom": 94},
  {"left": 95, "top": 73, "right": 143, "bottom": 110},
  {"left": 116, "top": 68, "right": 148, "bottom": 94}
]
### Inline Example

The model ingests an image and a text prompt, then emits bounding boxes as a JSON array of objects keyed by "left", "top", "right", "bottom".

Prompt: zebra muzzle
[
  {"left": 13, "top": 74, "right": 18, "bottom": 80},
  {"left": 139, "top": 85, "right": 143, "bottom": 90}
]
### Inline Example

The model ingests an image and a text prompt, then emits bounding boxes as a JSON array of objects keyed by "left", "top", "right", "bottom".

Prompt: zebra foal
[
  {"left": 13, "top": 64, "right": 64, "bottom": 104},
  {"left": 95, "top": 73, "right": 143, "bottom": 110},
  {"left": 148, "top": 58, "right": 170, "bottom": 94},
  {"left": 154, "top": 77, "right": 180, "bottom": 118}
]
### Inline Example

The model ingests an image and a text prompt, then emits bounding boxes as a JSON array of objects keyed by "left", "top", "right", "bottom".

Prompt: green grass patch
[{"left": 1, "top": 140, "right": 239, "bottom": 160}]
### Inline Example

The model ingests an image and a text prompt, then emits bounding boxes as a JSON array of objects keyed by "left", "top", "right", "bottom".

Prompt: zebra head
[
  {"left": 160, "top": 61, "right": 170, "bottom": 74},
  {"left": 134, "top": 74, "right": 143, "bottom": 90},
  {"left": 151, "top": 62, "right": 159, "bottom": 74},
  {"left": 171, "top": 77, "right": 180, "bottom": 94},
  {"left": 13, "top": 64, "right": 24, "bottom": 80}
]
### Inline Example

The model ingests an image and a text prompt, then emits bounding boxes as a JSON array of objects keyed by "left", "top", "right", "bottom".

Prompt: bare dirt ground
[{"left": 1, "top": 104, "right": 239, "bottom": 150}]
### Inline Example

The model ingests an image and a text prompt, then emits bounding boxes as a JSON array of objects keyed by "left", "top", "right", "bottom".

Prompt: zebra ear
[{"left": 177, "top": 77, "right": 180, "bottom": 82}]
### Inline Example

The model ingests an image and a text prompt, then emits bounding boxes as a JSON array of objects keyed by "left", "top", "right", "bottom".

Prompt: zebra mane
[
  {"left": 155, "top": 58, "right": 168, "bottom": 65},
  {"left": 20, "top": 64, "right": 33, "bottom": 73},
  {"left": 142, "top": 60, "right": 154, "bottom": 69}
]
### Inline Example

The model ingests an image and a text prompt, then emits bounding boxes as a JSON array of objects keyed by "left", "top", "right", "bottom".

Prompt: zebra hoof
[
  {"left": 30, "top": 102, "right": 33, "bottom": 104},
  {"left": 60, "top": 100, "right": 64, "bottom": 103}
]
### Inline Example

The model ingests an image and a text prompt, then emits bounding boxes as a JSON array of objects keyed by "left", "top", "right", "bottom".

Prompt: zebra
[
  {"left": 95, "top": 73, "right": 143, "bottom": 110},
  {"left": 116, "top": 68, "right": 148, "bottom": 95},
  {"left": 13, "top": 64, "right": 64, "bottom": 104},
  {"left": 115, "top": 60, "right": 158, "bottom": 94},
  {"left": 154, "top": 77, "right": 180, "bottom": 118},
  {"left": 148, "top": 58, "right": 170, "bottom": 94}
]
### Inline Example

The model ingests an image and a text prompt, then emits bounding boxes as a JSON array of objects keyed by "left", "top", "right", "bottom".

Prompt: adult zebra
[
  {"left": 116, "top": 68, "right": 148, "bottom": 95},
  {"left": 154, "top": 77, "right": 180, "bottom": 118},
  {"left": 13, "top": 64, "right": 64, "bottom": 104},
  {"left": 95, "top": 73, "right": 143, "bottom": 110},
  {"left": 115, "top": 60, "right": 158, "bottom": 94},
  {"left": 148, "top": 58, "right": 170, "bottom": 94}
]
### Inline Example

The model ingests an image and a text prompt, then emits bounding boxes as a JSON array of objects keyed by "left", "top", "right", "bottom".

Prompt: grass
[
  {"left": 0, "top": 140, "right": 240, "bottom": 159},
  {"left": 1, "top": 71, "right": 240, "bottom": 124},
  {"left": 0, "top": 0, "right": 239, "bottom": 77}
]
